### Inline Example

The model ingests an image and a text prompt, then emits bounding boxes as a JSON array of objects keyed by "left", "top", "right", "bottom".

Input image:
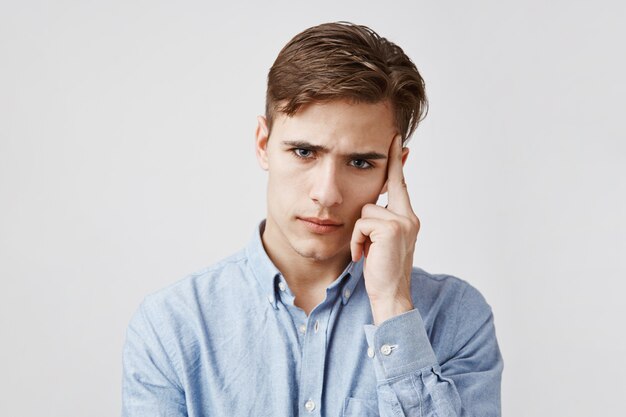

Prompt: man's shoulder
[
  {"left": 139, "top": 248, "right": 253, "bottom": 315},
  {"left": 410, "top": 266, "right": 493, "bottom": 318}
]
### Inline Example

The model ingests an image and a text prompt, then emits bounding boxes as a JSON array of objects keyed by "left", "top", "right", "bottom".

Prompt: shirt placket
[{"left": 297, "top": 298, "right": 332, "bottom": 416}]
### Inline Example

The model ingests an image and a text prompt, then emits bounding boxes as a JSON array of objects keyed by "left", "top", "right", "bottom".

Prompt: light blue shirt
[{"left": 122, "top": 221, "right": 503, "bottom": 416}]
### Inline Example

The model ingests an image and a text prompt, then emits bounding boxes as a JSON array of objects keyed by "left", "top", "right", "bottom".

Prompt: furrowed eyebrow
[
  {"left": 346, "top": 151, "right": 387, "bottom": 160},
  {"left": 281, "top": 140, "right": 387, "bottom": 160},
  {"left": 282, "top": 141, "right": 327, "bottom": 152}
]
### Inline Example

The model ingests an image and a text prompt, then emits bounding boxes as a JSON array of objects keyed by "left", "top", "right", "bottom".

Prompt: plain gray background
[{"left": 1, "top": 1, "right": 625, "bottom": 416}]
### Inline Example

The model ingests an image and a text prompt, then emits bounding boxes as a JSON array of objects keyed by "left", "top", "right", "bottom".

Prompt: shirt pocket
[{"left": 342, "top": 397, "right": 379, "bottom": 417}]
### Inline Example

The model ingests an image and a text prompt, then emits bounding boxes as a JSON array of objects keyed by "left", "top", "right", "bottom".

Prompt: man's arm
[
  {"left": 352, "top": 134, "right": 502, "bottom": 415},
  {"left": 363, "top": 284, "right": 503, "bottom": 417},
  {"left": 121, "top": 300, "right": 187, "bottom": 417}
]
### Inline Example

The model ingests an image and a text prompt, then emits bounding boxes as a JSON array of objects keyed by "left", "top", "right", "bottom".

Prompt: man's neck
[
  {"left": 271, "top": 252, "right": 351, "bottom": 316},
  {"left": 260, "top": 222, "right": 352, "bottom": 314}
]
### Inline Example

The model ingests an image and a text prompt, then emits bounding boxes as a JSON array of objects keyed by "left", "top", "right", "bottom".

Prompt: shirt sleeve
[
  {"left": 121, "top": 299, "right": 188, "bottom": 417},
  {"left": 363, "top": 284, "right": 503, "bottom": 417}
]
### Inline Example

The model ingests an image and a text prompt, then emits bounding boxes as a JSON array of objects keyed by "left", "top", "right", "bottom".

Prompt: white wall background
[{"left": 1, "top": 1, "right": 624, "bottom": 416}]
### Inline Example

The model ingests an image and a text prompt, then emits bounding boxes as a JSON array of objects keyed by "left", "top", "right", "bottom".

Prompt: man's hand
[{"left": 350, "top": 134, "right": 420, "bottom": 325}]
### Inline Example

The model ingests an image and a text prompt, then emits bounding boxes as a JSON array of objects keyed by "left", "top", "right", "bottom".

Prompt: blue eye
[
  {"left": 294, "top": 148, "right": 313, "bottom": 158},
  {"left": 350, "top": 159, "right": 373, "bottom": 169}
]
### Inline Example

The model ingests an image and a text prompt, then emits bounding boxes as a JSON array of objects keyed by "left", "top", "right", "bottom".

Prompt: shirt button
[
  {"left": 344, "top": 289, "right": 351, "bottom": 299},
  {"left": 367, "top": 347, "right": 375, "bottom": 358},
  {"left": 299, "top": 324, "right": 306, "bottom": 334},
  {"left": 278, "top": 282, "right": 287, "bottom": 291},
  {"left": 267, "top": 294, "right": 275, "bottom": 304},
  {"left": 314, "top": 320, "right": 320, "bottom": 333},
  {"left": 380, "top": 344, "right": 393, "bottom": 356},
  {"left": 305, "top": 399, "right": 316, "bottom": 412}
]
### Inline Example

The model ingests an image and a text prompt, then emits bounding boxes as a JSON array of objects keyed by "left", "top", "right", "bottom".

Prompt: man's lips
[
  {"left": 298, "top": 217, "right": 343, "bottom": 226},
  {"left": 298, "top": 217, "right": 343, "bottom": 234}
]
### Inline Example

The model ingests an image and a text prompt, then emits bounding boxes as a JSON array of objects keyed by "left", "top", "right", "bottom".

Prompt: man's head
[
  {"left": 255, "top": 22, "right": 427, "bottom": 265},
  {"left": 264, "top": 21, "right": 428, "bottom": 145}
]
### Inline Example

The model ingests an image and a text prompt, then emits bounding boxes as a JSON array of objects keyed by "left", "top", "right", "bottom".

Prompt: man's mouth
[{"left": 297, "top": 217, "right": 343, "bottom": 234}]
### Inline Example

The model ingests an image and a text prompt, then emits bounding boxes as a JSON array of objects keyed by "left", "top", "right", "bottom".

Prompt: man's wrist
[{"left": 369, "top": 296, "right": 414, "bottom": 325}]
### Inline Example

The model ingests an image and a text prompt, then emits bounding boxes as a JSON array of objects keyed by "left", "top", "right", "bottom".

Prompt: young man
[{"left": 122, "top": 22, "right": 503, "bottom": 417}]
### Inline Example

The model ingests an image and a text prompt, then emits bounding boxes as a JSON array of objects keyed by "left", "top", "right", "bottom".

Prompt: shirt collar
[
  {"left": 245, "top": 220, "right": 364, "bottom": 309},
  {"left": 245, "top": 220, "right": 282, "bottom": 308},
  {"left": 330, "top": 253, "right": 363, "bottom": 306}
]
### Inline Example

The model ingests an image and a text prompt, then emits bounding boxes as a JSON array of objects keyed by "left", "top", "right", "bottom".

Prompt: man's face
[{"left": 255, "top": 99, "right": 406, "bottom": 264}]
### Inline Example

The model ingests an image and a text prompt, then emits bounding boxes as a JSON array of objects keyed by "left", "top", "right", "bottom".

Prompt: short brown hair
[{"left": 265, "top": 21, "right": 428, "bottom": 144}]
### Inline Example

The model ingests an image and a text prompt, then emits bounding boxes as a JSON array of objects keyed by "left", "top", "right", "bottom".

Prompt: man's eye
[
  {"left": 350, "top": 159, "right": 373, "bottom": 169},
  {"left": 294, "top": 148, "right": 313, "bottom": 158}
]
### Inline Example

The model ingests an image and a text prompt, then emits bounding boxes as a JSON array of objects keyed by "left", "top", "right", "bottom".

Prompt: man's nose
[{"left": 309, "top": 162, "right": 343, "bottom": 207}]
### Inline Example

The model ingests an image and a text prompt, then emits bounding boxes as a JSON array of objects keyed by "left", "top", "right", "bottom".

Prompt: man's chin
[{"left": 291, "top": 239, "right": 350, "bottom": 263}]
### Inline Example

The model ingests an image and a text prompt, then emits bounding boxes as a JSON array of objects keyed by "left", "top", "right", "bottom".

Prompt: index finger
[{"left": 386, "top": 134, "right": 412, "bottom": 215}]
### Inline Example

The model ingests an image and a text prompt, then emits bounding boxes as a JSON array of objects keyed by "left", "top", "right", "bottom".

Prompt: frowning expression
[{"left": 255, "top": 99, "right": 400, "bottom": 263}]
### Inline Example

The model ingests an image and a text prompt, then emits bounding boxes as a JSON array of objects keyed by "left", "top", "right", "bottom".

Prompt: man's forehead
[
  {"left": 275, "top": 99, "right": 394, "bottom": 127},
  {"left": 272, "top": 101, "right": 396, "bottom": 151}
]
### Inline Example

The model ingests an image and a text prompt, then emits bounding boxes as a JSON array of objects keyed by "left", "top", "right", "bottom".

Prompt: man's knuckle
[
  {"left": 361, "top": 203, "right": 375, "bottom": 217},
  {"left": 410, "top": 213, "right": 420, "bottom": 227},
  {"left": 387, "top": 221, "right": 402, "bottom": 234}
]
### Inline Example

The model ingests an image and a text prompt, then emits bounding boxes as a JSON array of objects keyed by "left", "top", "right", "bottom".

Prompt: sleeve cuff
[{"left": 363, "top": 309, "right": 438, "bottom": 380}]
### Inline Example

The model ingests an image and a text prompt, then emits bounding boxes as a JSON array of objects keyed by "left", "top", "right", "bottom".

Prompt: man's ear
[
  {"left": 380, "top": 147, "right": 410, "bottom": 195},
  {"left": 255, "top": 115, "right": 270, "bottom": 171}
]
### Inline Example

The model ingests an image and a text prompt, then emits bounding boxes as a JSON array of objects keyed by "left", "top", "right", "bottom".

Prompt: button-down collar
[{"left": 245, "top": 220, "right": 282, "bottom": 309}]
